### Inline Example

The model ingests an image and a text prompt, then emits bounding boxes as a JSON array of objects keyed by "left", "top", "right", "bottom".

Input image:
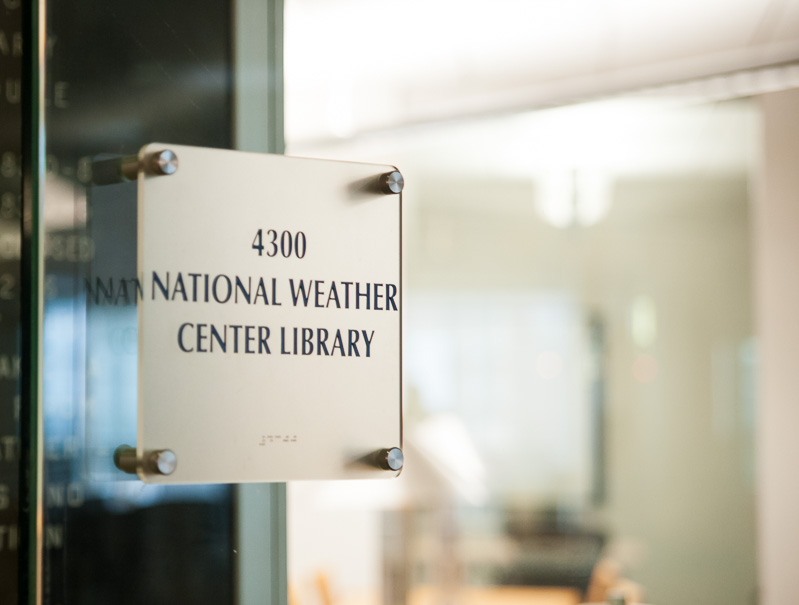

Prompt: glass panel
[
  {"left": 0, "top": 1, "right": 23, "bottom": 602},
  {"left": 42, "top": 2, "right": 234, "bottom": 601},
  {"left": 286, "top": 98, "right": 758, "bottom": 605},
  {"left": 34, "top": 1, "right": 285, "bottom": 603}
]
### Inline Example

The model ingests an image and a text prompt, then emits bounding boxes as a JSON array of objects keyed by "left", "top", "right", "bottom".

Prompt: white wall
[
  {"left": 290, "top": 99, "right": 760, "bottom": 605},
  {"left": 756, "top": 88, "right": 799, "bottom": 605}
]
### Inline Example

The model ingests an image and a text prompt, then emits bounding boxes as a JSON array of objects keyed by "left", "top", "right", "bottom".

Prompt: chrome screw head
[
  {"left": 113, "top": 444, "right": 137, "bottom": 474},
  {"left": 378, "top": 447, "right": 404, "bottom": 471},
  {"left": 149, "top": 449, "right": 178, "bottom": 475},
  {"left": 150, "top": 150, "right": 179, "bottom": 176},
  {"left": 379, "top": 170, "right": 404, "bottom": 194}
]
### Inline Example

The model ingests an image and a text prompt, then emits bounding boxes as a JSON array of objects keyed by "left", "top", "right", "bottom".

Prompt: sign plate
[{"left": 136, "top": 144, "right": 402, "bottom": 483}]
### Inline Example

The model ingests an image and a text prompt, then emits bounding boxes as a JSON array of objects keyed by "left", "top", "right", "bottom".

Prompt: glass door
[
  {"left": 0, "top": 0, "right": 24, "bottom": 602},
  {"left": 6, "top": 1, "right": 287, "bottom": 603}
]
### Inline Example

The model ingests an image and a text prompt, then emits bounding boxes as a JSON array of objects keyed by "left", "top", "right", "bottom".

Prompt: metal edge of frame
[
  {"left": 231, "top": 1, "right": 288, "bottom": 605},
  {"left": 19, "top": 0, "right": 46, "bottom": 603}
]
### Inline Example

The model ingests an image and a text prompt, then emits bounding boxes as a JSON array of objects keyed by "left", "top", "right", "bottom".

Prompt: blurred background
[
  {"left": 5, "top": 1, "right": 796, "bottom": 604},
  {"left": 282, "top": 2, "right": 799, "bottom": 605}
]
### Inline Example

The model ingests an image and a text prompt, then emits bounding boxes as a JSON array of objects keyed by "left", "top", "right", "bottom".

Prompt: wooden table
[{"left": 409, "top": 585, "right": 583, "bottom": 605}]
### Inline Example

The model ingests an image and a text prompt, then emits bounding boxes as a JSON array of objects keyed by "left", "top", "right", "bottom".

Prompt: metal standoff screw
[
  {"left": 114, "top": 446, "right": 177, "bottom": 476},
  {"left": 116, "top": 149, "right": 178, "bottom": 181},
  {"left": 119, "top": 155, "right": 140, "bottom": 181},
  {"left": 113, "top": 444, "right": 137, "bottom": 474},
  {"left": 148, "top": 149, "right": 179, "bottom": 176},
  {"left": 147, "top": 449, "right": 178, "bottom": 475},
  {"left": 377, "top": 447, "right": 404, "bottom": 471},
  {"left": 379, "top": 170, "right": 404, "bottom": 195}
]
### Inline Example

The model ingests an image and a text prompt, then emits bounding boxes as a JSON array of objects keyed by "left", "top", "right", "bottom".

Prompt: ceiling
[{"left": 284, "top": 0, "right": 799, "bottom": 143}]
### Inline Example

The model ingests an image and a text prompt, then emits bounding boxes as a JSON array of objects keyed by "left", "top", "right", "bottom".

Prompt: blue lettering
[
  {"left": 178, "top": 322, "right": 193, "bottom": 352},
  {"left": 235, "top": 277, "right": 252, "bottom": 304},
  {"left": 86, "top": 277, "right": 110, "bottom": 305},
  {"left": 188, "top": 273, "right": 201, "bottom": 301},
  {"left": 302, "top": 328, "right": 313, "bottom": 355},
  {"left": 131, "top": 278, "right": 144, "bottom": 301},
  {"left": 113, "top": 279, "right": 130, "bottom": 305},
  {"left": 210, "top": 325, "right": 226, "bottom": 352},
  {"left": 331, "top": 330, "right": 345, "bottom": 357},
  {"left": 341, "top": 282, "right": 352, "bottom": 308},
  {"left": 230, "top": 325, "right": 242, "bottom": 353},
  {"left": 258, "top": 326, "right": 271, "bottom": 354},
  {"left": 272, "top": 278, "right": 282, "bottom": 306},
  {"left": 314, "top": 280, "right": 325, "bottom": 308},
  {"left": 196, "top": 323, "right": 208, "bottom": 352},
  {"left": 356, "top": 283, "right": 370, "bottom": 310},
  {"left": 289, "top": 279, "right": 312, "bottom": 306},
  {"left": 281, "top": 327, "right": 290, "bottom": 355},
  {"left": 317, "top": 328, "right": 329, "bottom": 355},
  {"left": 362, "top": 330, "right": 374, "bottom": 357},
  {"left": 213, "top": 274, "right": 232, "bottom": 303},
  {"left": 385, "top": 284, "right": 398, "bottom": 311},
  {"left": 245, "top": 326, "right": 255, "bottom": 354},
  {"left": 173, "top": 273, "right": 188, "bottom": 301},
  {"left": 152, "top": 271, "right": 169, "bottom": 300},
  {"left": 326, "top": 282, "right": 340, "bottom": 308},
  {"left": 348, "top": 329, "right": 360, "bottom": 357},
  {"left": 254, "top": 278, "right": 269, "bottom": 305}
]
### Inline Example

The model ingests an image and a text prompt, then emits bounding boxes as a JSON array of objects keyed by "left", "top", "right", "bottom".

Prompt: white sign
[{"left": 136, "top": 144, "right": 402, "bottom": 484}]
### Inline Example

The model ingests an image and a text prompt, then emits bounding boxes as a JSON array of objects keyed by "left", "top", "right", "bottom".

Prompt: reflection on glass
[
  {"left": 41, "top": 1, "right": 237, "bottom": 603},
  {"left": 288, "top": 98, "right": 757, "bottom": 605},
  {"left": 0, "top": 1, "right": 22, "bottom": 602}
]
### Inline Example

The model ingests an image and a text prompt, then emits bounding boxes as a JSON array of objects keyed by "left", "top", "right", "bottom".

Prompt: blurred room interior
[{"left": 281, "top": 2, "right": 799, "bottom": 604}]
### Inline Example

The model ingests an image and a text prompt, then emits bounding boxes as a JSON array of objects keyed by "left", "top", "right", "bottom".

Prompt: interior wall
[
  {"left": 285, "top": 0, "right": 799, "bottom": 143},
  {"left": 755, "top": 87, "right": 799, "bottom": 605},
  {"left": 288, "top": 99, "right": 759, "bottom": 605},
  {"left": 406, "top": 173, "right": 757, "bottom": 605},
  {"left": 598, "top": 176, "right": 756, "bottom": 605}
]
